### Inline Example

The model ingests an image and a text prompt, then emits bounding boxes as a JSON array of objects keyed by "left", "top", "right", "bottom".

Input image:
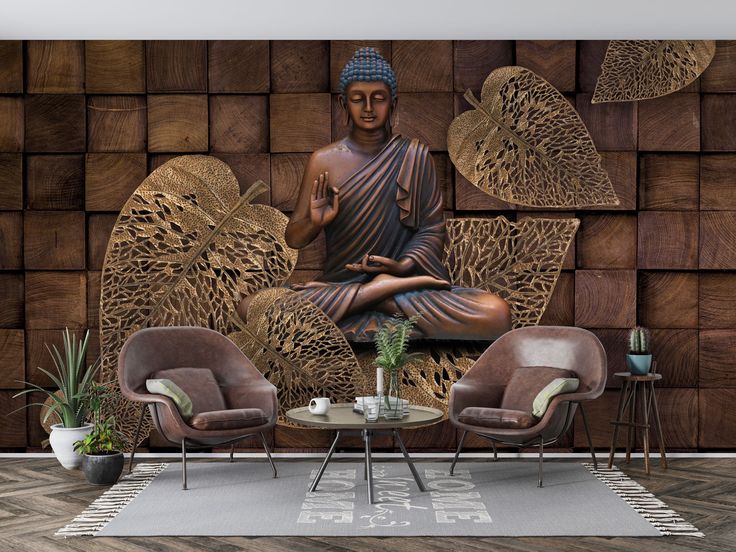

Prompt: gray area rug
[{"left": 57, "top": 461, "right": 702, "bottom": 537}]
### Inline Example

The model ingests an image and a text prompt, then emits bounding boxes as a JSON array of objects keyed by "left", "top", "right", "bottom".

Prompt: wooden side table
[{"left": 607, "top": 371, "right": 667, "bottom": 475}]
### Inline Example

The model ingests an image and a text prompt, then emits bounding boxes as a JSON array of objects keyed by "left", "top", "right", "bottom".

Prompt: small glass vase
[{"left": 383, "top": 370, "right": 404, "bottom": 420}]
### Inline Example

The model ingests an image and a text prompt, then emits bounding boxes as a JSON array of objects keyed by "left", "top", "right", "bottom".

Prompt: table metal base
[{"left": 309, "top": 428, "right": 427, "bottom": 504}]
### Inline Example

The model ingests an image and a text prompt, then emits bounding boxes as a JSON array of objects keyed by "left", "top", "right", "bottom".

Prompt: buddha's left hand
[{"left": 345, "top": 254, "right": 414, "bottom": 276}]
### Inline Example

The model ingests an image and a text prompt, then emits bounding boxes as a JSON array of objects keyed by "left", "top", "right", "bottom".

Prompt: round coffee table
[{"left": 286, "top": 403, "right": 443, "bottom": 504}]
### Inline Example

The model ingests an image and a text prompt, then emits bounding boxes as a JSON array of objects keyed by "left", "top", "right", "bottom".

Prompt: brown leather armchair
[
  {"left": 448, "top": 325, "right": 606, "bottom": 487},
  {"left": 119, "top": 326, "right": 278, "bottom": 489}
]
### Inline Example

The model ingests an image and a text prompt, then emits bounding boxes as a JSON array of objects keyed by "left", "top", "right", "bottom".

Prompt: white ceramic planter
[{"left": 49, "top": 423, "right": 94, "bottom": 470}]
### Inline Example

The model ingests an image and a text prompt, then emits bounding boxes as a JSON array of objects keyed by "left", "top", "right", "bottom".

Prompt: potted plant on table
[
  {"left": 13, "top": 329, "right": 100, "bottom": 469},
  {"left": 626, "top": 326, "right": 653, "bottom": 375},
  {"left": 374, "top": 315, "right": 423, "bottom": 420}
]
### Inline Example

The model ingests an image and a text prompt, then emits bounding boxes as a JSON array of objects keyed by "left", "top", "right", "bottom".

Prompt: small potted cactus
[{"left": 626, "top": 326, "right": 652, "bottom": 375}]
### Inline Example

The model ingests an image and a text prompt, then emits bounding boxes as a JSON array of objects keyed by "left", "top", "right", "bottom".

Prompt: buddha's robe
[{"left": 291, "top": 134, "right": 508, "bottom": 341}]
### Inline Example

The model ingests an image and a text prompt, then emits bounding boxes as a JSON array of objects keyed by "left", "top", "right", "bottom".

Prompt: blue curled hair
[{"left": 339, "top": 47, "right": 397, "bottom": 101}]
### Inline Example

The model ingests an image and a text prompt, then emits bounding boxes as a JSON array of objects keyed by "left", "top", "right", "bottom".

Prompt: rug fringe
[
  {"left": 55, "top": 463, "right": 168, "bottom": 537},
  {"left": 583, "top": 463, "right": 704, "bottom": 537}
]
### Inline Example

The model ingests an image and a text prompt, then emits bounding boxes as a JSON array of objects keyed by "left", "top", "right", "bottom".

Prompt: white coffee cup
[{"left": 309, "top": 397, "right": 331, "bottom": 415}]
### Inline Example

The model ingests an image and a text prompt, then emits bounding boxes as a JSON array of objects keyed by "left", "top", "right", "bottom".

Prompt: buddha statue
[{"left": 238, "top": 47, "right": 511, "bottom": 341}]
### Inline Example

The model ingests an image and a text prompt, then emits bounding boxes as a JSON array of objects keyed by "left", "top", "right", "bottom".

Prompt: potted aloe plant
[
  {"left": 74, "top": 385, "right": 126, "bottom": 485},
  {"left": 13, "top": 329, "right": 100, "bottom": 469},
  {"left": 626, "top": 326, "right": 652, "bottom": 375}
]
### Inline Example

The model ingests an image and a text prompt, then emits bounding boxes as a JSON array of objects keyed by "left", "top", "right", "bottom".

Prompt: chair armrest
[
  {"left": 124, "top": 390, "right": 188, "bottom": 426},
  {"left": 448, "top": 381, "right": 505, "bottom": 423},
  {"left": 224, "top": 382, "right": 278, "bottom": 419}
]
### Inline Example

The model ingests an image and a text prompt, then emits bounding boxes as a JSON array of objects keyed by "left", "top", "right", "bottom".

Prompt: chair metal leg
[
  {"left": 450, "top": 431, "right": 466, "bottom": 476},
  {"left": 260, "top": 432, "right": 277, "bottom": 478},
  {"left": 608, "top": 381, "right": 629, "bottom": 469},
  {"left": 127, "top": 406, "right": 146, "bottom": 474},
  {"left": 579, "top": 403, "right": 597, "bottom": 470},
  {"left": 537, "top": 439, "right": 544, "bottom": 488},
  {"left": 229, "top": 443, "right": 235, "bottom": 463},
  {"left": 365, "top": 429, "right": 374, "bottom": 504},
  {"left": 491, "top": 439, "right": 498, "bottom": 461},
  {"left": 181, "top": 439, "right": 188, "bottom": 490}
]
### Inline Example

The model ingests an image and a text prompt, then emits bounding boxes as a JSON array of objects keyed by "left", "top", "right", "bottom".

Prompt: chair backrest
[{"left": 118, "top": 326, "right": 263, "bottom": 399}]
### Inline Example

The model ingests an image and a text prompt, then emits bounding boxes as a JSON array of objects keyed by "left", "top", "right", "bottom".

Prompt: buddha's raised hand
[{"left": 309, "top": 172, "right": 339, "bottom": 228}]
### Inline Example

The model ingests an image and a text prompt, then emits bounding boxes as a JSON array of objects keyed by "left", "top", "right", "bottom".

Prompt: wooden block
[
  {"left": 575, "top": 93, "right": 637, "bottom": 151},
  {"left": 25, "top": 271, "right": 86, "bottom": 330},
  {"left": 585, "top": 152, "right": 637, "bottom": 211},
  {"left": 650, "top": 329, "right": 698, "bottom": 388},
  {"left": 700, "top": 330, "right": 736, "bottom": 387},
  {"left": 27, "top": 391, "right": 50, "bottom": 448},
  {"left": 86, "top": 321, "right": 100, "bottom": 369},
  {"left": 392, "top": 41, "right": 453, "bottom": 92},
  {"left": 394, "top": 93, "right": 454, "bottom": 152},
  {"left": 87, "top": 271, "right": 101, "bottom": 329},
  {"left": 578, "top": 40, "right": 609, "bottom": 93},
  {"left": 24, "top": 95, "right": 85, "bottom": 153},
  {"left": 270, "top": 93, "right": 331, "bottom": 153},
  {"left": 0, "top": 391, "right": 26, "bottom": 447},
  {"left": 572, "top": 390, "right": 618, "bottom": 448},
  {"left": 209, "top": 95, "right": 269, "bottom": 153},
  {"left": 271, "top": 41, "right": 329, "bottom": 93},
  {"left": 575, "top": 270, "right": 636, "bottom": 328},
  {"left": 701, "top": 40, "right": 736, "bottom": 93},
  {"left": 87, "top": 214, "right": 117, "bottom": 270},
  {"left": 24, "top": 211, "right": 85, "bottom": 270},
  {"left": 588, "top": 329, "right": 630, "bottom": 387},
  {"left": 453, "top": 40, "right": 513, "bottom": 94},
  {"left": 0, "top": 211, "right": 22, "bottom": 269},
  {"left": 0, "top": 330, "right": 24, "bottom": 388},
  {"left": 0, "top": 154, "right": 22, "bottom": 209},
  {"left": 515, "top": 41, "right": 576, "bottom": 92},
  {"left": 400, "top": 420, "right": 455, "bottom": 451},
  {"left": 330, "top": 41, "right": 392, "bottom": 93},
  {"left": 85, "top": 153, "right": 146, "bottom": 211},
  {"left": 577, "top": 214, "right": 636, "bottom": 269},
  {"left": 271, "top": 153, "right": 309, "bottom": 211},
  {"left": 26, "top": 41, "right": 84, "bottom": 93},
  {"left": 0, "top": 274, "right": 23, "bottom": 328},
  {"left": 0, "top": 96, "right": 23, "bottom": 152},
  {"left": 274, "top": 425, "right": 335, "bottom": 451},
  {"left": 0, "top": 41, "right": 23, "bottom": 93},
  {"left": 702, "top": 94, "right": 736, "bottom": 152},
  {"left": 455, "top": 171, "right": 516, "bottom": 211},
  {"left": 25, "top": 329, "right": 67, "bottom": 386},
  {"left": 433, "top": 153, "right": 454, "bottom": 211},
  {"left": 26, "top": 154, "right": 84, "bottom": 210},
  {"left": 295, "top": 231, "right": 326, "bottom": 271},
  {"left": 148, "top": 153, "right": 179, "bottom": 173},
  {"left": 539, "top": 271, "right": 574, "bottom": 326},
  {"left": 87, "top": 95, "right": 146, "bottom": 153},
  {"left": 208, "top": 40, "right": 269, "bottom": 93},
  {"left": 700, "top": 211, "right": 736, "bottom": 269},
  {"left": 638, "top": 271, "right": 698, "bottom": 329},
  {"left": 701, "top": 154, "right": 736, "bottom": 210},
  {"left": 637, "top": 211, "right": 699, "bottom": 269},
  {"left": 517, "top": 212, "right": 575, "bottom": 269},
  {"left": 649, "top": 388, "right": 697, "bottom": 450},
  {"left": 700, "top": 389, "right": 736, "bottom": 448},
  {"left": 146, "top": 41, "right": 207, "bottom": 93},
  {"left": 210, "top": 153, "right": 270, "bottom": 204},
  {"left": 639, "top": 154, "right": 699, "bottom": 210},
  {"left": 700, "top": 273, "right": 736, "bottom": 328},
  {"left": 638, "top": 93, "right": 700, "bottom": 151},
  {"left": 330, "top": 93, "right": 348, "bottom": 142},
  {"left": 148, "top": 95, "right": 208, "bottom": 153},
  {"left": 85, "top": 40, "right": 145, "bottom": 93}
]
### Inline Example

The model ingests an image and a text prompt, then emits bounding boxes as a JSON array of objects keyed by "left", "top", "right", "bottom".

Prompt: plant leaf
[
  {"left": 448, "top": 66, "right": 618, "bottom": 209},
  {"left": 593, "top": 40, "right": 716, "bottom": 103}
]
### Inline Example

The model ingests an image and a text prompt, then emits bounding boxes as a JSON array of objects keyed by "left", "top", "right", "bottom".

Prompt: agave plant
[{"left": 14, "top": 328, "right": 101, "bottom": 428}]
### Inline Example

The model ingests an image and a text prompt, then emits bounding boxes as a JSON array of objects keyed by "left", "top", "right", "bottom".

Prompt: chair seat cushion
[
  {"left": 189, "top": 408, "right": 268, "bottom": 431},
  {"left": 458, "top": 407, "right": 536, "bottom": 429},
  {"left": 501, "top": 366, "right": 576, "bottom": 413},
  {"left": 153, "top": 367, "right": 226, "bottom": 416}
]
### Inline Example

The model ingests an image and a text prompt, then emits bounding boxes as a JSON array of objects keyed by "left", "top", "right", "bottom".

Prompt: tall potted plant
[
  {"left": 374, "top": 315, "right": 423, "bottom": 420},
  {"left": 14, "top": 329, "right": 100, "bottom": 469},
  {"left": 626, "top": 326, "right": 652, "bottom": 375}
]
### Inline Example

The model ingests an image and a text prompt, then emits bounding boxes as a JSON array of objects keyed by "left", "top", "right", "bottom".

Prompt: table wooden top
[
  {"left": 613, "top": 371, "right": 663, "bottom": 382},
  {"left": 285, "top": 403, "right": 444, "bottom": 430}
]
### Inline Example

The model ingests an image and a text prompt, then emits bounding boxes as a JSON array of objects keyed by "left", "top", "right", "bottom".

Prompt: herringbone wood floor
[{"left": 0, "top": 458, "right": 733, "bottom": 551}]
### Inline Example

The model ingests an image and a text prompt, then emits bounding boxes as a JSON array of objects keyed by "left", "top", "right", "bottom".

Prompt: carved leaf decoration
[
  {"left": 592, "top": 40, "right": 716, "bottom": 103},
  {"left": 225, "top": 287, "right": 362, "bottom": 424},
  {"left": 448, "top": 66, "right": 618, "bottom": 208},
  {"left": 99, "top": 155, "right": 297, "bottom": 448},
  {"left": 444, "top": 216, "right": 579, "bottom": 328}
]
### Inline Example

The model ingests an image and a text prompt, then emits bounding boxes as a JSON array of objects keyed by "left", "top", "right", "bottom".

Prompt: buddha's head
[{"left": 338, "top": 47, "right": 397, "bottom": 132}]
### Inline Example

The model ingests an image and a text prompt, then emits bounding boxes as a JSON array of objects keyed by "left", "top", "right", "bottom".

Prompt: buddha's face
[{"left": 342, "top": 81, "right": 395, "bottom": 131}]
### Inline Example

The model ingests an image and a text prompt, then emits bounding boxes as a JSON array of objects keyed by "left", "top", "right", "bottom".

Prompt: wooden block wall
[{"left": 2, "top": 40, "right": 736, "bottom": 451}]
